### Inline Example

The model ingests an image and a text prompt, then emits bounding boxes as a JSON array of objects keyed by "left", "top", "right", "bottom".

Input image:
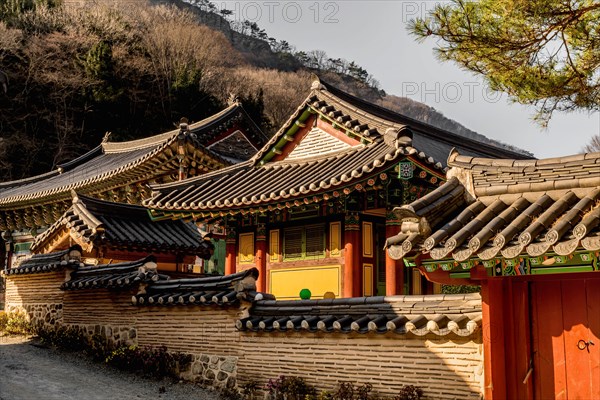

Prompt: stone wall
[{"left": 180, "top": 353, "right": 238, "bottom": 389}]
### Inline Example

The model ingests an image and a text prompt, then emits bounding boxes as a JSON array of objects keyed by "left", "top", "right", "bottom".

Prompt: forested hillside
[{"left": 0, "top": 0, "right": 529, "bottom": 181}]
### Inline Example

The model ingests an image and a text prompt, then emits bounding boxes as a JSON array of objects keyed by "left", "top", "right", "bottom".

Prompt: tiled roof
[
  {"left": 61, "top": 256, "right": 163, "bottom": 291},
  {"left": 144, "top": 136, "right": 415, "bottom": 214},
  {"left": 387, "top": 150, "right": 600, "bottom": 262},
  {"left": 237, "top": 293, "right": 482, "bottom": 337},
  {"left": 3, "top": 245, "right": 83, "bottom": 276},
  {"left": 448, "top": 151, "right": 600, "bottom": 197},
  {"left": 145, "top": 80, "right": 530, "bottom": 215},
  {"left": 132, "top": 267, "right": 267, "bottom": 306},
  {"left": 0, "top": 103, "right": 261, "bottom": 209},
  {"left": 31, "top": 192, "right": 213, "bottom": 257}
]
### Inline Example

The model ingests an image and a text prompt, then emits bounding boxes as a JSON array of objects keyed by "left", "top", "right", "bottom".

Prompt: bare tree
[{"left": 583, "top": 135, "right": 600, "bottom": 152}]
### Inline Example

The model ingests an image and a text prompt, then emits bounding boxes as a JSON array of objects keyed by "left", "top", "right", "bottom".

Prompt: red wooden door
[{"left": 531, "top": 277, "right": 600, "bottom": 399}]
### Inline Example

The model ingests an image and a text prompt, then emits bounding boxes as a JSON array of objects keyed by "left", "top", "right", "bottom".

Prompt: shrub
[
  {"left": 0, "top": 311, "right": 7, "bottom": 332},
  {"left": 33, "top": 323, "right": 88, "bottom": 352},
  {"left": 306, "top": 391, "right": 335, "bottom": 400},
  {"left": 219, "top": 386, "right": 242, "bottom": 400},
  {"left": 86, "top": 333, "right": 114, "bottom": 361},
  {"left": 4, "top": 310, "right": 32, "bottom": 334},
  {"left": 394, "top": 386, "right": 424, "bottom": 400},
  {"left": 441, "top": 285, "right": 480, "bottom": 294},
  {"left": 240, "top": 380, "right": 260, "bottom": 399},
  {"left": 333, "top": 382, "right": 378, "bottom": 400},
  {"left": 104, "top": 344, "right": 192, "bottom": 379},
  {"left": 266, "top": 375, "right": 316, "bottom": 400}
]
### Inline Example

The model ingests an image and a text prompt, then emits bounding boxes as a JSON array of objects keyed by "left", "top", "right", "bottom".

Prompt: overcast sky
[{"left": 218, "top": 0, "right": 599, "bottom": 158}]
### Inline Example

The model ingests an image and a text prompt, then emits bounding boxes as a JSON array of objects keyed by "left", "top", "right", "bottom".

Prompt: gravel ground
[{"left": 0, "top": 335, "right": 221, "bottom": 400}]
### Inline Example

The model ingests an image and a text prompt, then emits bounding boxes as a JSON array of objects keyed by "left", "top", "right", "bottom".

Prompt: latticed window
[{"left": 283, "top": 224, "right": 325, "bottom": 260}]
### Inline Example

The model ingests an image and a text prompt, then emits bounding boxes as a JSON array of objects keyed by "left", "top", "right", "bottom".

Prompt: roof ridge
[
  {"left": 75, "top": 192, "right": 148, "bottom": 214},
  {"left": 319, "top": 79, "right": 533, "bottom": 159},
  {"left": 449, "top": 148, "right": 600, "bottom": 169},
  {"left": 102, "top": 130, "right": 177, "bottom": 153}
]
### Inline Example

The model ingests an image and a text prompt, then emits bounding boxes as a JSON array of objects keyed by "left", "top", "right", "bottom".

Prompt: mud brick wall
[
  {"left": 62, "top": 289, "right": 139, "bottom": 347},
  {"left": 136, "top": 306, "right": 245, "bottom": 389},
  {"left": 4, "top": 272, "right": 66, "bottom": 327},
  {"left": 237, "top": 332, "right": 483, "bottom": 399},
  {"left": 135, "top": 306, "right": 243, "bottom": 355}
]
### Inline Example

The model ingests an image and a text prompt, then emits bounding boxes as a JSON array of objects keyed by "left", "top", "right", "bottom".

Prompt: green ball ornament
[{"left": 299, "top": 288, "right": 311, "bottom": 300}]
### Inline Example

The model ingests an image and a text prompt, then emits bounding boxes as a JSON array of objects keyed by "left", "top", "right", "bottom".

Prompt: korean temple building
[
  {"left": 6, "top": 79, "right": 599, "bottom": 398},
  {"left": 143, "top": 79, "right": 531, "bottom": 299},
  {"left": 29, "top": 192, "right": 214, "bottom": 273},
  {"left": 386, "top": 149, "right": 600, "bottom": 399},
  {"left": 0, "top": 102, "right": 267, "bottom": 269}
]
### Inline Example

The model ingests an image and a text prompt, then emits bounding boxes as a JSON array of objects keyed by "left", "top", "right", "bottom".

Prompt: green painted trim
[
  {"left": 449, "top": 271, "right": 471, "bottom": 279},
  {"left": 13, "top": 242, "right": 32, "bottom": 253},
  {"left": 403, "top": 257, "right": 418, "bottom": 267},
  {"left": 260, "top": 108, "right": 314, "bottom": 164},
  {"left": 146, "top": 209, "right": 176, "bottom": 222},
  {"left": 531, "top": 265, "right": 594, "bottom": 275}
]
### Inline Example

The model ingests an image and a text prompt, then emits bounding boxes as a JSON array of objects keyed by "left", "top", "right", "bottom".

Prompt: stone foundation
[
  {"left": 5, "top": 303, "right": 62, "bottom": 328},
  {"left": 181, "top": 353, "right": 238, "bottom": 389},
  {"left": 63, "top": 323, "right": 138, "bottom": 348}
]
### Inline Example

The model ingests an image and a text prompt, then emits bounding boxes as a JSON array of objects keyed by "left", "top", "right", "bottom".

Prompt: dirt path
[{"left": 0, "top": 335, "right": 221, "bottom": 400}]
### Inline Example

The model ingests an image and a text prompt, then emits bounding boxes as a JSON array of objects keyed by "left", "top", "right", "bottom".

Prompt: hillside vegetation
[{"left": 0, "top": 0, "right": 527, "bottom": 181}]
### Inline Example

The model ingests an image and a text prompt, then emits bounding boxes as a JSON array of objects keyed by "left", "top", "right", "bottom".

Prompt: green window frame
[{"left": 283, "top": 224, "right": 326, "bottom": 261}]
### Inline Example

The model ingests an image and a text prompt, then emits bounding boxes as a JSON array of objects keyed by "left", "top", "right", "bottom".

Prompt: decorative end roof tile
[
  {"left": 3, "top": 245, "right": 83, "bottom": 276},
  {"left": 237, "top": 293, "right": 482, "bottom": 337},
  {"left": 132, "top": 267, "right": 261, "bottom": 307},
  {"left": 61, "top": 256, "right": 162, "bottom": 291}
]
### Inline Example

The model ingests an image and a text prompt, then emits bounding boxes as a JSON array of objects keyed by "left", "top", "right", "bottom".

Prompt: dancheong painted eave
[
  {"left": 386, "top": 149, "right": 600, "bottom": 270},
  {"left": 144, "top": 79, "right": 532, "bottom": 218}
]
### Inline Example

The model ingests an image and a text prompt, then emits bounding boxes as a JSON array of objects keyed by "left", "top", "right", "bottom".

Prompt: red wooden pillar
[
  {"left": 481, "top": 278, "right": 508, "bottom": 400},
  {"left": 385, "top": 220, "right": 403, "bottom": 295},
  {"left": 255, "top": 222, "right": 267, "bottom": 292},
  {"left": 344, "top": 213, "right": 360, "bottom": 298},
  {"left": 224, "top": 226, "right": 236, "bottom": 276}
]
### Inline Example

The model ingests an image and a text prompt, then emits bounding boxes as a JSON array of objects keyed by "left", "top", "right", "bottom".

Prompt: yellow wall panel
[
  {"left": 269, "top": 230, "right": 280, "bottom": 262},
  {"left": 270, "top": 265, "right": 341, "bottom": 300},
  {"left": 362, "top": 222, "right": 373, "bottom": 257},
  {"left": 238, "top": 233, "right": 254, "bottom": 264},
  {"left": 329, "top": 222, "right": 341, "bottom": 256},
  {"left": 363, "top": 263, "right": 373, "bottom": 296}
]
